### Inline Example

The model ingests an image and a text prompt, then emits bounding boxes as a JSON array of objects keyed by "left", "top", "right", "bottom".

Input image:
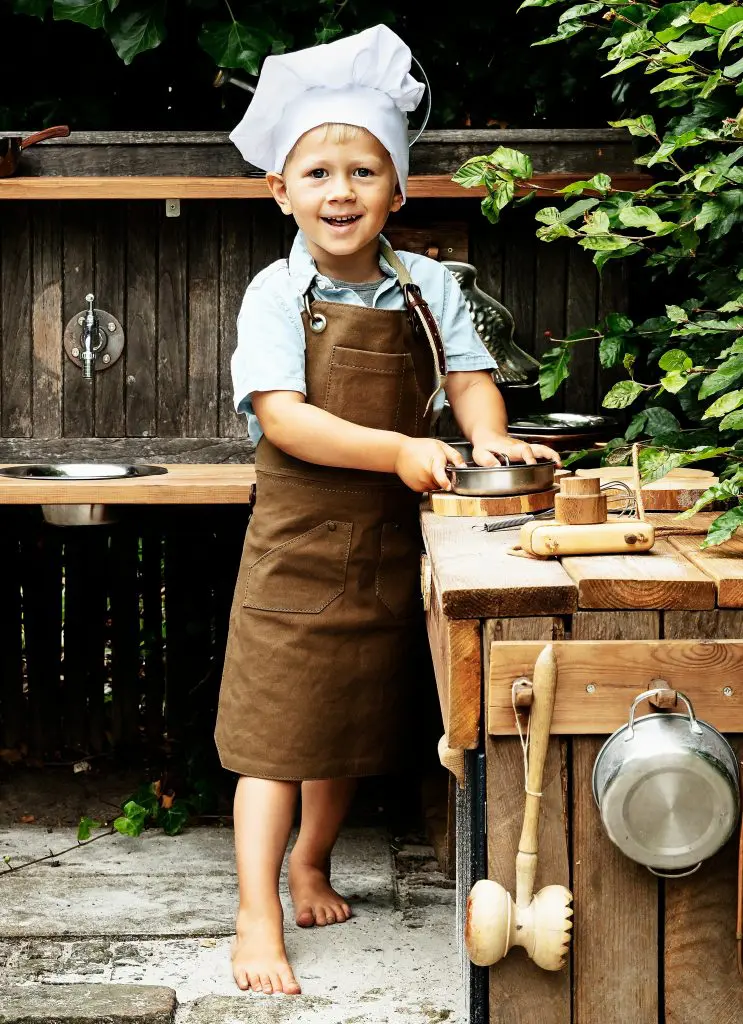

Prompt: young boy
[{"left": 216, "top": 23, "right": 560, "bottom": 996}]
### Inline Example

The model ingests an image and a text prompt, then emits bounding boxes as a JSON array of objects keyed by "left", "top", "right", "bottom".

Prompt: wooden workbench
[
  {"left": 421, "top": 510, "right": 743, "bottom": 1024},
  {"left": 0, "top": 463, "right": 256, "bottom": 504}
]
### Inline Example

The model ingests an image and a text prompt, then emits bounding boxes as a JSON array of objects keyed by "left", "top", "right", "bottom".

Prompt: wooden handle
[
  {"left": 437, "top": 734, "right": 465, "bottom": 788},
  {"left": 20, "top": 125, "right": 70, "bottom": 149},
  {"left": 516, "top": 644, "right": 558, "bottom": 907}
]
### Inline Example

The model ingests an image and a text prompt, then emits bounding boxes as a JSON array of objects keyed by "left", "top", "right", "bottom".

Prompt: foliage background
[{"left": 0, "top": 0, "right": 619, "bottom": 130}]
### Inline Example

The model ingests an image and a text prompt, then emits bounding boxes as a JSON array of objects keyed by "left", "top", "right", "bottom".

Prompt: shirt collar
[{"left": 287, "top": 230, "right": 397, "bottom": 294}]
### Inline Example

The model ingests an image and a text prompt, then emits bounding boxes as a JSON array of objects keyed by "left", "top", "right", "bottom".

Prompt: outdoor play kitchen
[{"left": 3, "top": 3, "right": 743, "bottom": 1023}]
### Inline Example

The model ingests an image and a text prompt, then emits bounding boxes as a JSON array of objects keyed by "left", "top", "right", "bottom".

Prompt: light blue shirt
[{"left": 232, "top": 231, "right": 497, "bottom": 443}]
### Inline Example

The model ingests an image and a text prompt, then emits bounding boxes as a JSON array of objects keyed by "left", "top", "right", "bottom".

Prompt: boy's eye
[
  {"left": 309, "top": 169, "right": 327, "bottom": 179},
  {"left": 354, "top": 168, "right": 373, "bottom": 178}
]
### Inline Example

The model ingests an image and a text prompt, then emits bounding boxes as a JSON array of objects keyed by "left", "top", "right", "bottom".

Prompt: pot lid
[
  {"left": 594, "top": 718, "right": 740, "bottom": 870},
  {"left": 508, "top": 413, "right": 618, "bottom": 434}
]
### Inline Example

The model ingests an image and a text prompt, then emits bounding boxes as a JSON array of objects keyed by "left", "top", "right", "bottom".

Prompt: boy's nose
[{"left": 326, "top": 178, "right": 356, "bottom": 202}]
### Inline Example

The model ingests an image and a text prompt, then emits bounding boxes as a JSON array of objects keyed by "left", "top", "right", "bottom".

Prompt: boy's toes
[
  {"left": 279, "top": 966, "right": 302, "bottom": 995},
  {"left": 248, "top": 971, "right": 262, "bottom": 993},
  {"left": 324, "top": 908, "right": 337, "bottom": 925},
  {"left": 296, "top": 907, "right": 315, "bottom": 928}
]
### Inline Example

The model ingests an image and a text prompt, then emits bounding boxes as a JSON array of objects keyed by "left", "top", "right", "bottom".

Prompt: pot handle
[
  {"left": 647, "top": 862, "right": 703, "bottom": 879},
  {"left": 625, "top": 688, "right": 703, "bottom": 740},
  {"left": 20, "top": 125, "right": 70, "bottom": 149}
]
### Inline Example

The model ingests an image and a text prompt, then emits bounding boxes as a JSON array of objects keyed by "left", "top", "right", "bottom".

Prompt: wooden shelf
[{"left": 0, "top": 172, "right": 654, "bottom": 201}]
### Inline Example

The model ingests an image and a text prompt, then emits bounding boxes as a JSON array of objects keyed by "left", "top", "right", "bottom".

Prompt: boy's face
[{"left": 267, "top": 126, "right": 403, "bottom": 265}]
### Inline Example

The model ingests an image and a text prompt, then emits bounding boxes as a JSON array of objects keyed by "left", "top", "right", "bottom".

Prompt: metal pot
[
  {"left": 445, "top": 456, "right": 555, "bottom": 496},
  {"left": 0, "top": 126, "right": 70, "bottom": 177},
  {"left": 593, "top": 689, "right": 740, "bottom": 876}
]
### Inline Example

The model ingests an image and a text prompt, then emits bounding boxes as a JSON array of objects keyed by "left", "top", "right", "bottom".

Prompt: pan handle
[
  {"left": 647, "top": 862, "right": 702, "bottom": 879},
  {"left": 20, "top": 125, "right": 70, "bottom": 149}
]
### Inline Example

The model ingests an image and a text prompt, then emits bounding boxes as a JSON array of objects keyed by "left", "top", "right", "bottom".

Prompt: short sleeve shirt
[{"left": 231, "top": 230, "right": 497, "bottom": 443}]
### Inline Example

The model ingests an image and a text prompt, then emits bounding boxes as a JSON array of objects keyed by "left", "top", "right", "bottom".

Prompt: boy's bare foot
[
  {"left": 232, "top": 903, "right": 301, "bottom": 994},
  {"left": 288, "top": 854, "right": 352, "bottom": 927}
]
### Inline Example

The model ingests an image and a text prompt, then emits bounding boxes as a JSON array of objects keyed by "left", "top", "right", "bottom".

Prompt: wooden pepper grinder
[{"left": 553, "top": 476, "right": 607, "bottom": 526}]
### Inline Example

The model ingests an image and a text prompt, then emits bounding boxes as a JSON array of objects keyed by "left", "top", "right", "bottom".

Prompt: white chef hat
[{"left": 229, "top": 24, "right": 425, "bottom": 202}]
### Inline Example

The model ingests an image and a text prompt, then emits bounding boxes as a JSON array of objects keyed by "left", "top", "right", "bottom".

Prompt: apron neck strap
[{"left": 379, "top": 241, "right": 448, "bottom": 415}]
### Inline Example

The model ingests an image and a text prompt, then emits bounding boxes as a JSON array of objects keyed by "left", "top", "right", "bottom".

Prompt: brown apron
[{"left": 215, "top": 246, "right": 444, "bottom": 780}]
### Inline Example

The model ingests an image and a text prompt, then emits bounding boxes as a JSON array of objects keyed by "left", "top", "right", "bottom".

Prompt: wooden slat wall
[{"left": 0, "top": 199, "right": 624, "bottom": 444}]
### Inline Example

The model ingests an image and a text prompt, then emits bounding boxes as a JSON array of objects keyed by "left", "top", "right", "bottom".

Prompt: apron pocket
[
  {"left": 376, "top": 521, "right": 422, "bottom": 619},
  {"left": 243, "top": 520, "right": 352, "bottom": 613},
  {"left": 325, "top": 346, "right": 406, "bottom": 431}
]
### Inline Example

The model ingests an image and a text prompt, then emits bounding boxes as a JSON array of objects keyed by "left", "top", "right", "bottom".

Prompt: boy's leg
[
  {"left": 232, "top": 775, "right": 301, "bottom": 994},
  {"left": 288, "top": 777, "right": 357, "bottom": 927}
]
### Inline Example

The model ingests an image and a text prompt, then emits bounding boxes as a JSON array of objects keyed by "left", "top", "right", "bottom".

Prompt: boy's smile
[{"left": 267, "top": 125, "right": 403, "bottom": 281}]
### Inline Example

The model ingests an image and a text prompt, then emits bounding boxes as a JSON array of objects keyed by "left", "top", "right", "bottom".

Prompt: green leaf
[
  {"left": 599, "top": 335, "right": 624, "bottom": 368},
  {"left": 665, "top": 305, "right": 688, "bottom": 323},
  {"left": 677, "top": 479, "right": 741, "bottom": 518},
  {"left": 52, "top": 0, "right": 105, "bottom": 28},
  {"left": 561, "top": 198, "right": 600, "bottom": 222},
  {"left": 720, "top": 409, "right": 743, "bottom": 430},
  {"left": 539, "top": 345, "right": 572, "bottom": 400},
  {"left": 198, "top": 20, "right": 274, "bottom": 73},
  {"left": 561, "top": 448, "right": 594, "bottom": 468},
  {"left": 724, "top": 55, "right": 743, "bottom": 77},
  {"left": 608, "top": 28, "right": 655, "bottom": 61},
  {"left": 559, "top": 2, "right": 603, "bottom": 21},
  {"left": 13, "top": 0, "right": 49, "bottom": 17},
  {"left": 639, "top": 444, "right": 731, "bottom": 485},
  {"left": 77, "top": 816, "right": 102, "bottom": 842},
  {"left": 156, "top": 800, "right": 191, "bottom": 837},
  {"left": 646, "top": 407, "right": 681, "bottom": 435},
  {"left": 533, "top": 20, "right": 586, "bottom": 45},
  {"left": 121, "top": 800, "right": 148, "bottom": 829},
  {"left": 604, "top": 55, "right": 647, "bottom": 76},
  {"left": 605, "top": 313, "right": 633, "bottom": 333},
  {"left": 625, "top": 411, "right": 648, "bottom": 440},
  {"left": 689, "top": 3, "right": 730, "bottom": 25},
  {"left": 535, "top": 206, "right": 561, "bottom": 225},
  {"left": 107, "top": 4, "right": 165, "bottom": 64},
  {"left": 659, "top": 348, "right": 692, "bottom": 370},
  {"left": 480, "top": 181, "right": 515, "bottom": 224},
  {"left": 609, "top": 115, "right": 657, "bottom": 137},
  {"left": 650, "top": 74, "right": 696, "bottom": 93},
  {"left": 661, "top": 371, "right": 689, "bottom": 393},
  {"left": 452, "top": 156, "right": 490, "bottom": 189},
  {"left": 703, "top": 389, "right": 743, "bottom": 418},
  {"left": 491, "top": 147, "right": 533, "bottom": 179},
  {"left": 602, "top": 380, "right": 645, "bottom": 408},
  {"left": 618, "top": 205, "right": 664, "bottom": 229},
  {"left": 702, "top": 505, "right": 743, "bottom": 547},
  {"left": 699, "top": 355, "right": 743, "bottom": 397},
  {"left": 700, "top": 69, "right": 724, "bottom": 99},
  {"left": 113, "top": 815, "right": 144, "bottom": 837},
  {"left": 579, "top": 234, "right": 634, "bottom": 251}
]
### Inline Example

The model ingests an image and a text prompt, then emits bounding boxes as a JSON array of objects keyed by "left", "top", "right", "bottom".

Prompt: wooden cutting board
[
  {"left": 574, "top": 467, "right": 718, "bottom": 511},
  {"left": 576, "top": 467, "right": 714, "bottom": 480},
  {"left": 430, "top": 487, "right": 557, "bottom": 517}
]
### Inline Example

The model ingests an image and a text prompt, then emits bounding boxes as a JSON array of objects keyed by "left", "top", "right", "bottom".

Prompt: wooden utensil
[
  {"left": 465, "top": 645, "right": 573, "bottom": 970},
  {"left": 0, "top": 125, "right": 70, "bottom": 177}
]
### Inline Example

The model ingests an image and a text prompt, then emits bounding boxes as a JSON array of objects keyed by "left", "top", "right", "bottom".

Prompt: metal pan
[
  {"left": 0, "top": 126, "right": 71, "bottom": 178},
  {"left": 445, "top": 456, "right": 556, "bottom": 496}
]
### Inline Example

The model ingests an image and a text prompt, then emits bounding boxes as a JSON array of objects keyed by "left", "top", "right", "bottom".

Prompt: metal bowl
[
  {"left": 445, "top": 457, "right": 555, "bottom": 496},
  {"left": 508, "top": 413, "right": 619, "bottom": 436},
  {"left": 0, "top": 463, "right": 167, "bottom": 480}
]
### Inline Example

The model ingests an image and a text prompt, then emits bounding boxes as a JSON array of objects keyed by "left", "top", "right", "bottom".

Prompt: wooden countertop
[
  {"left": 421, "top": 510, "right": 741, "bottom": 615},
  {"left": 0, "top": 463, "right": 256, "bottom": 504}
]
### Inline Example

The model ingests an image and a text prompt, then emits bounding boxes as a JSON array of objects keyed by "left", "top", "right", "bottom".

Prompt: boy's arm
[
  {"left": 252, "top": 390, "right": 464, "bottom": 491},
  {"left": 446, "top": 370, "right": 561, "bottom": 466}
]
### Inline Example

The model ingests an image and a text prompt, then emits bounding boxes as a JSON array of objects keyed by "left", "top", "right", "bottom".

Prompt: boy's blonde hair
[{"left": 284, "top": 123, "right": 385, "bottom": 166}]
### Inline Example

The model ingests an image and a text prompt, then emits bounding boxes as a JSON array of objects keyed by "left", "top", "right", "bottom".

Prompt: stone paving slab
[
  {"left": 0, "top": 985, "right": 176, "bottom": 1024},
  {"left": 180, "top": 993, "right": 458, "bottom": 1023}
]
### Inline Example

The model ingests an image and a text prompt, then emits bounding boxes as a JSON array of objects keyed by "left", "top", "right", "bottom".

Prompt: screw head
[
  {"left": 78, "top": 316, "right": 84, "bottom": 326},
  {"left": 107, "top": 322, "right": 116, "bottom": 332},
  {"left": 586, "top": 683, "right": 596, "bottom": 694},
  {"left": 724, "top": 686, "right": 734, "bottom": 697},
  {"left": 71, "top": 347, "right": 80, "bottom": 358},
  {"left": 102, "top": 353, "right": 111, "bottom": 364}
]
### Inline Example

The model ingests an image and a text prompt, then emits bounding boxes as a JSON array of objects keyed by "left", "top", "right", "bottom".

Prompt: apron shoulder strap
[{"left": 379, "top": 242, "right": 447, "bottom": 414}]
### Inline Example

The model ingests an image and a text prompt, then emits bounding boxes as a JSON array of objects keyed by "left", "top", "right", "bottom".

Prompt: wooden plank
[
  {"left": 561, "top": 538, "right": 717, "bottom": 610},
  {"left": 488, "top": 638, "right": 743, "bottom": 734},
  {"left": 421, "top": 510, "right": 577, "bottom": 619},
  {"left": 485, "top": 621, "right": 570, "bottom": 1023},
  {"left": 0, "top": 462, "right": 255, "bottom": 504},
  {"left": 94, "top": 201, "right": 126, "bottom": 437},
  {"left": 62, "top": 203, "right": 94, "bottom": 437},
  {"left": 188, "top": 203, "right": 220, "bottom": 436},
  {"left": 563, "top": 245, "right": 598, "bottom": 415},
  {"left": 32, "top": 202, "right": 63, "bottom": 437},
  {"left": 502, "top": 212, "right": 537, "bottom": 372},
  {"left": 384, "top": 220, "right": 469, "bottom": 263},
  {"left": 218, "top": 202, "right": 253, "bottom": 439},
  {"left": 424, "top": 568, "right": 481, "bottom": 749},
  {"left": 596, "top": 259, "right": 629, "bottom": 405},
  {"left": 0, "top": 509, "right": 25, "bottom": 749},
  {"left": 533, "top": 239, "right": 567, "bottom": 415},
  {"left": 158, "top": 204, "right": 188, "bottom": 435},
  {"left": 126, "top": 203, "right": 158, "bottom": 437},
  {"left": 0, "top": 172, "right": 654, "bottom": 201},
  {"left": 1, "top": 203, "right": 32, "bottom": 437},
  {"left": 0, "top": 436, "right": 256, "bottom": 463},
  {"left": 668, "top": 533, "right": 743, "bottom": 608},
  {"left": 663, "top": 609, "right": 743, "bottom": 640},
  {"left": 571, "top": 612, "right": 660, "bottom": 1024}
]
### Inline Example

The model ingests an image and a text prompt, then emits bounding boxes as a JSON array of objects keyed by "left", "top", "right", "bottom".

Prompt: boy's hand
[
  {"left": 394, "top": 438, "right": 467, "bottom": 493},
  {"left": 471, "top": 432, "right": 562, "bottom": 468}
]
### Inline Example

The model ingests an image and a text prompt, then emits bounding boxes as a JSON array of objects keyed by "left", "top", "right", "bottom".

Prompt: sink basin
[{"left": 0, "top": 463, "right": 168, "bottom": 480}]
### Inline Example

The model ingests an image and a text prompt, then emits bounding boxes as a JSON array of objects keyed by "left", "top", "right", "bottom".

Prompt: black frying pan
[{"left": 0, "top": 125, "right": 70, "bottom": 177}]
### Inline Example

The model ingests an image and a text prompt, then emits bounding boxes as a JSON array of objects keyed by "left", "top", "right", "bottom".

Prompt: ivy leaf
[
  {"left": 698, "top": 355, "right": 743, "bottom": 398},
  {"left": 156, "top": 799, "right": 191, "bottom": 837},
  {"left": 198, "top": 20, "right": 273, "bottom": 73},
  {"left": 539, "top": 345, "right": 572, "bottom": 399},
  {"left": 77, "top": 816, "right": 102, "bottom": 842},
  {"left": 107, "top": 4, "right": 165, "bottom": 64},
  {"left": 52, "top": 0, "right": 106, "bottom": 28},
  {"left": 659, "top": 348, "right": 692, "bottom": 371},
  {"left": 702, "top": 505, "right": 743, "bottom": 547},
  {"left": 602, "top": 380, "right": 645, "bottom": 408},
  {"left": 13, "top": 0, "right": 49, "bottom": 16}
]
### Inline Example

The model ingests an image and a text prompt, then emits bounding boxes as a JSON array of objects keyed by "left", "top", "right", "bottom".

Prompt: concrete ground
[{"left": 0, "top": 825, "right": 464, "bottom": 1023}]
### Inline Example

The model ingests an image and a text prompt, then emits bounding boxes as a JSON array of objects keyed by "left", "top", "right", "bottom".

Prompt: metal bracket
[
  {"left": 64, "top": 308, "right": 125, "bottom": 373},
  {"left": 165, "top": 199, "right": 180, "bottom": 218}
]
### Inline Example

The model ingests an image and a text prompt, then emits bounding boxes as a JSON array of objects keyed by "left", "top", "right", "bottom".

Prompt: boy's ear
[
  {"left": 266, "top": 172, "right": 293, "bottom": 215},
  {"left": 389, "top": 185, "right": 404, "bottom": 215}
]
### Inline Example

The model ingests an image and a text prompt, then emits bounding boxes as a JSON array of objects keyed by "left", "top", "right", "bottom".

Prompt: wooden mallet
[{"left": 465, "top": 644, "right": 573, "bottom": 970}]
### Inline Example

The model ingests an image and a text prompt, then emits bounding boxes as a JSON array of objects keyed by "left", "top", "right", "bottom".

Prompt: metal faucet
[{"left": 81, "top": 293, "right": 99, "bottom": 381}]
